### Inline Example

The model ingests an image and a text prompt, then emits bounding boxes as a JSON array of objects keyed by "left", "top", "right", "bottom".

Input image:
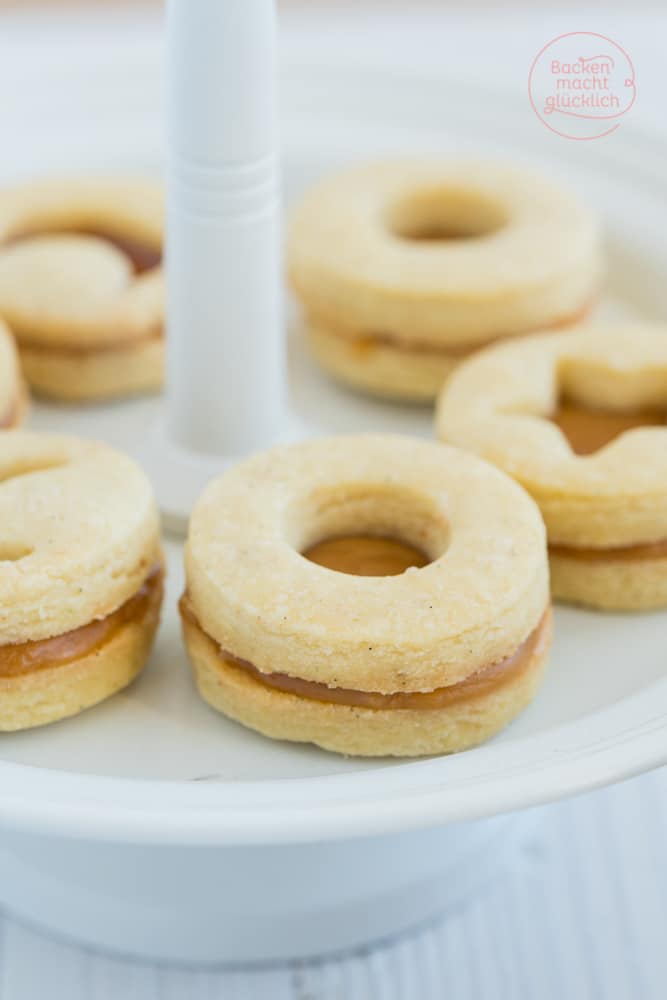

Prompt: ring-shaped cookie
[
  {"left": 288, "top": 160, "right": 601, "bottom": 401},
  {"left": 0, "top": 318, "right": 27, "bottom": 427},
  {"left": 182, "top": 434, "right": 550, "bottom": 757},
  {"left": 0, "top": 432, "right": 163, "bottom": 730},
  {"left": 437, "top": 324, "right": 667, "bottom": 610},
  {"left": 0, "top": 177, "right": 163, "bottom": 401}
]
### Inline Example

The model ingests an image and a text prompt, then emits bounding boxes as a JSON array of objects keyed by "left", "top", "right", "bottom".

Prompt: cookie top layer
[
  {"left": 186, "top": 434, "right": 548, "bottom": 693},
  {"left": 288, "top": 159, "right": 601, "bottom": 346},
  {"left": 0, "top": 176, "right": 163, "bottom": 348},
  {"left": 0, "top": 432, "right": 160, "bottom": 644},
  {"left": 437, "top": 324, "right": 667, "bottom": 547}
]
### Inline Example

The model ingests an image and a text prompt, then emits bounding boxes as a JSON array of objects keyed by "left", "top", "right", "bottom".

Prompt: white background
[{"left": 0, "top": 5, "right": 666, "bottom": 998}]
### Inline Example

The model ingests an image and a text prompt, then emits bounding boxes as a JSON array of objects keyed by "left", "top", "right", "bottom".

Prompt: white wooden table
[{"left": 0, "top": 6, "right": 665, "bottom": 997}]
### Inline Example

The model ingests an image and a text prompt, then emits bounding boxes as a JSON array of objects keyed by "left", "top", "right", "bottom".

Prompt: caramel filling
[
  {"left": 550, "top": 402, "right": 665, "bottom": 456},
  {"left": 546, "top": 403, "right": 667, "bottom": 562},
  {"left": 7, "top": 227, "right": 161, "bottom": 275},
  {"left": 82, "top": 229, "right": 161, "bottom": 275},
  {"left": 550, "top": 539, "right": 667, "bottom": 563},
  {"left": 19, "top": 329, "right": 163, "bottom": 358},
  {"left": 313, "top": 301, "right": 593, "bottom": 359},
  {"left": 0, "top": 398, "right": 19, "bottom": 429},
  {"left": 303, "top": 535, "right": 429, "bottom": 576},
  {"left": 0, "top": 566, "right": 163, "bottom": 678},
  {"left": 180, "top": 594, "right": 550, "bottom": 711}
]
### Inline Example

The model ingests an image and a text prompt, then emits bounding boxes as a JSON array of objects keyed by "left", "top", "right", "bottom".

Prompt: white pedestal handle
[
  {"left": 166, "top": 0, "right": 283, "bottom": 456},
  {"left": 143, "top": 0, "right": 284, "bottom": 530}
]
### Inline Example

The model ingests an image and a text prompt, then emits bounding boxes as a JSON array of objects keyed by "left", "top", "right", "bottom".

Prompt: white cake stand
[{"left": 0, "top": 42, "right": 666, "bottom": 962}]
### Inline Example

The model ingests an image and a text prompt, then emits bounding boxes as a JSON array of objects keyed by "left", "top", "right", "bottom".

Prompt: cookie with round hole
[
  {"left": 0, "top": 176, "right": 163, "bottom": 401},
  {"left": 437, "top": 323, "right": 667, "bottom": 610},
  {"left": 0, "top": 431, "right": 163, "bottom": 730},
  {"left": 287, "top": 159, "right": 602, "bottom": 401},
  {"left": 180, "top": 434, "right": 551, "bottom": 757}
]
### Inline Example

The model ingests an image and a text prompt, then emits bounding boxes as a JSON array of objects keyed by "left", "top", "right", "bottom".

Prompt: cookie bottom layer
[
  {"left": 0, "top": 568, "right": 163, "bottom": 731},
  {"left": 303, "top": 319, "right": 456, "bottom": 402},
  {"left": 19, "top": 337, "right": 163, "bottom": 401},
  {"left": 182, "top": 612, "right": 551, "bottom": 757},
  {"left": 550, "top": 551, "right": 667, "bottom": 611},
  {"left": 303, "top": 300, "right": 592, "bottom": 404}
]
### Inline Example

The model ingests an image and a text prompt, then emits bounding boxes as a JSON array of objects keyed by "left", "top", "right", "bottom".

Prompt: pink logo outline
[{"left": 528, "top": 31, "right": 636, "bottom": 141}]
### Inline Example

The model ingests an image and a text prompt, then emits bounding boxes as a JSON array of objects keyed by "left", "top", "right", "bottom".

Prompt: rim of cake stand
[{"left": 0, "top": 679, "right": 665, "bottom": 844}]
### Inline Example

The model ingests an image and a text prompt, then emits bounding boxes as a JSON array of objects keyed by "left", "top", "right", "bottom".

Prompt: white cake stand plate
[{"left": 0, "top": 61, "right": 666, "bottom": 963}]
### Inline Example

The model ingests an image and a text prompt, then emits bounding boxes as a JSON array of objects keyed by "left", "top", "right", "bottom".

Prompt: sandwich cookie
[
  {"left": 0, "top": 176, "right": 163, "bottom": 401},
  {"left": 0, "top": 432, "right": 163, "bottom": 730},
  {"left": 0, "top": 318, "right": 28, "bottom": 427},
  {"left": 181, "top": 434, "right": 551, "bottom": 757},
  {"left": 437, "top": 324, "right": 667, "bottom": 610},
  {"left": 288, "top": 159, "right": 601, "bottom": 401}
]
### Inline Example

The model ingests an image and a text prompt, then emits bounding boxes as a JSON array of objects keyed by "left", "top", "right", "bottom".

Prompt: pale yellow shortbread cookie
[
  {"left": 288, "top": 159, "right": 601, "bottom": 401},
  {"left": 436, "top": 324, "right": 667, "bottom": 610},
  {"left": 0, "top": 177, "right": 164, "bottom": 401},
  {"left": 0, "top": 318, "right": 27, "bottom": 426},
  {"left": 0, "top": 431, "right": 163, "bottom": 729},
  {"left": 182, "top": 434, "right": 550, "bottom": 756}
]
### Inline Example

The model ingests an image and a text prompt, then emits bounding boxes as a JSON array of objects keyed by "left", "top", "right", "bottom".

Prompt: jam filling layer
[
  {"left": 180, "top": 595, "right": 551, "bottom": 711},
  {"left": 0, "top": 566, "right": 163, "bottom": 678}
]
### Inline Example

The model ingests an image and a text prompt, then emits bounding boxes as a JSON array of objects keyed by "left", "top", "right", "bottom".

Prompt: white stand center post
[{"left": 145, "top": 0, "right": 284, "bottom": 531}]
